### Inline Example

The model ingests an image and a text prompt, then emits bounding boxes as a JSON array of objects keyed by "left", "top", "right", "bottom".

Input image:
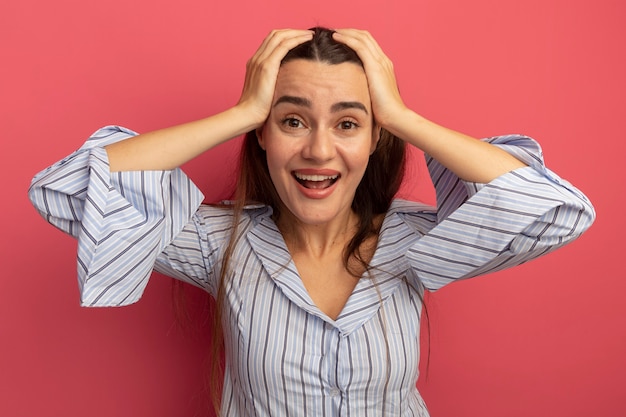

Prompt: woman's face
[{"left": 258, "top": 59, "right": 378, "bottom": 226}]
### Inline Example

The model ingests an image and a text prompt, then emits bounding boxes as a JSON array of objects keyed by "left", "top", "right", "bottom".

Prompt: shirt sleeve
[
  {"left": 405, "top": 134, "right": 596, "bottom": 291},
  {"left": 28, "top": 126, "right": 206, "bottom": 306}
]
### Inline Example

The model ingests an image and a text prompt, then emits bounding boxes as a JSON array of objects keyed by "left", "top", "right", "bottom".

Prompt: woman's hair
[{"left": 207, "top": 27, "right": 407, "bottom": 414}]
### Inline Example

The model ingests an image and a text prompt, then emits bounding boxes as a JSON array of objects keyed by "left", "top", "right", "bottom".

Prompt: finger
[
  {"left": 246, "top": 30, "right": 313, "bottom": 88},
  {"left": 254, "top": 29, "right": 307, "bottom": 57},
  {"left": 252, "top": 29, "right": 313, "bottom": 64},
  {"left": 243, "top": 30, "right": 312, "bottom": 90},
  {"left": 238, "top": 29, "right": 313, "bottom": 110},
  {"left": 332, "top": 29, "right": 377, "bottom": 55},
  {"left": 263, "top": 32, "right": 313, "bottom": 65},
  {"left": 333, "top": 29, "right": 387, "bottom": 65}
]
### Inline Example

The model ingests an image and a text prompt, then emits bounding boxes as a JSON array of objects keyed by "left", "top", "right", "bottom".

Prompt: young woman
[{"left": 29, "top": 27, "right": 595, "bottom": 416}]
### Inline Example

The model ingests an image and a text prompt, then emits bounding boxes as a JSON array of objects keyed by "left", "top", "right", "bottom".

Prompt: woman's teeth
[
  {"left": 294, "top": 172, "right": 339, "bottom": 189},
  {"left": 294, "top": 173, "right": 338, "bottom": 182}
]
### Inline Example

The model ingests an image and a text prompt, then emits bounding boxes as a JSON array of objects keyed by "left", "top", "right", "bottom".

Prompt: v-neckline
[{"left": 246, "top": 203, "right": 422, "bottom": 335}]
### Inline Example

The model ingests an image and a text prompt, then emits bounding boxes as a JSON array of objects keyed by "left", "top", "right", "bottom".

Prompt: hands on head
[
  {"left": 106, "top": 26, "right": 524, "bottom": 183},
  {"left": 105, "top": 26, "right": 406, "bottom": 173},
  {"left": 237, "top": 29, "right": 315, "bottom": 128},
  {"left": 237, "top": 27, "right": 407, "bottom": 136}
]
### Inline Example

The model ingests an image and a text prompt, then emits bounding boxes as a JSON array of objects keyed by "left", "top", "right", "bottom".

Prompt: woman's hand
[
  {"left": 105, "top": 29, "right": 312, "bottom": 172},
  {"left": 333, "top": 28, "right": 526, "bottom": 183},
  {"left": 237, "top": 29, "right": 314, "bottom": 128},
  {"left": 331, "top": 29, "right": 407, "bottom": 131}
]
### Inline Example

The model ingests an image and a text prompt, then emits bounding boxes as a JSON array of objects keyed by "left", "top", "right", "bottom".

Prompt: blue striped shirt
[{"left": 28, "top": 126, "right": 595, "bottom": 416}]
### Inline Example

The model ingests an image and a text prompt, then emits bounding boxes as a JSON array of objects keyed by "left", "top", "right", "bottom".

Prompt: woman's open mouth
[{"left": 293, "top": 172, "right": 339, "bottom": 189}]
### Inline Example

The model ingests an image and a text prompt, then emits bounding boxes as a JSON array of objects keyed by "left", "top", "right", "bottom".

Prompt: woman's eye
[
  {"left": 282, "top": 118, "right": 304, "bottom": 129},
  {"left": 339, "top": 120, "right": 358, "bottom": 130}
]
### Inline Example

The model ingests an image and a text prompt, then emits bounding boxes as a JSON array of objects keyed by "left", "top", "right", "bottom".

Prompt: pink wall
[{"left": 2, "top": 0, "right": 624, "bottom": 415}]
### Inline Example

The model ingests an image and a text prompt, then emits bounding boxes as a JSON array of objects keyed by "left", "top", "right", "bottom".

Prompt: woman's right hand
[
  {"left": 237, "top": 29, "right": 314, "bottom": 128},
  {"left": 105, "top": 29, "right": 312, "bottom": 172}
]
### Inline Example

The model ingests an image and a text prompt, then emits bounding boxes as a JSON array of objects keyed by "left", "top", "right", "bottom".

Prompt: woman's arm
[
  {"left": 333, "top": 29, "right": 526, "bottom": 183},
  {"left": 404, "top": 136, "right": 596, "bottom": 290},
  {"left": 105, "top": 107, "right": 258, "bottom": 172},
  {"left": 382, "top": 111, "right": 528, "bottom": 183},
  {"left": 106, "top": 29, "right": 313, "bottom": 172},
  {"left": 334, "top": 29, "right": 594, "bottom": 290},
  {"left": 28, "top": 30, "right": 314, "bottom": 306}
]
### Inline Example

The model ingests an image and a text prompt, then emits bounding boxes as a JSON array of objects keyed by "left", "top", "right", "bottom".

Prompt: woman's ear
[
  {"left": 370, "top": 125, "right": 382, "bottom": 155},
  {"left": 256, "top": 126, "right": 266, "bottom": 150}
]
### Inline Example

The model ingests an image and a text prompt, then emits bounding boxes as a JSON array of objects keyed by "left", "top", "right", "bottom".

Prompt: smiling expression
[{"left": 258, "top": 59, "right": 379, "bottom": 227}]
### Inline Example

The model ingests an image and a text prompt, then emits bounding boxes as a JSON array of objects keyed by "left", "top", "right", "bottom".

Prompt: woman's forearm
[
  {"left": 386, "top": 108, "right": 527, "bottom": 184},
  {"left": 105, "top": 30, "right": 316, "bottom": 173},
  {"left": 105, "top": 105, "right": 259, "bottom": 172}
]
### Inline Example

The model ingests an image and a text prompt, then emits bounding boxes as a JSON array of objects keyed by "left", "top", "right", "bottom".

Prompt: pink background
[{"left": 2, "top": 0, "right": 624, "bottom": 416}]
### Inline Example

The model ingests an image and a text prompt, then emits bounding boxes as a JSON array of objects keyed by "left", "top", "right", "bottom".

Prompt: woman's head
[{"left": 236, "top": 27, "right": 406, "bottom": 225}]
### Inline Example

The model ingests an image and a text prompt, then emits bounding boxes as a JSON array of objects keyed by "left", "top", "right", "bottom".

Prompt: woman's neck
[{"left": 276, "top": 208, "right": 359, "bottom": 258}]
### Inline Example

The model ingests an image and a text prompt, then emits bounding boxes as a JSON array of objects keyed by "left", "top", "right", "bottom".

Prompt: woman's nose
[{"left": 302, "top": 129, "right": 336, "bottom": 162}]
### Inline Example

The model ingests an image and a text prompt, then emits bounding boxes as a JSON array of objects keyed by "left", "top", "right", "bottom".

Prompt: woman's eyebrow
[
  {"left": 273, "top": 95, "right": 311, "bottom": 108},
  {"left": 274, "top": 96, "right": 369, "bottom": 116},
  {"left": 330, "top": 101, "right": 368, "bottom": 115}
]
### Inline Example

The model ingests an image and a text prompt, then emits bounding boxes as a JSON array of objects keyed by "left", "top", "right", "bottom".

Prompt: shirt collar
[{"left": 246, "top": 200, "right": 423, "bottom": 335}]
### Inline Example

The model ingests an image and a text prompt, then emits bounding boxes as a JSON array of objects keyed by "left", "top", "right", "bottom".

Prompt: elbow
[
  {"left": 27, "top": 180, "right": 45, "bottom": 217},
  {"left": 515, "top": 198, "right": 596, "bottom": 254},
  {"left": 576, "top": 199, "right": 596, "bottom": 237},
  {"left": 554, "top": 199, "right": 596, "bottom": 247}
]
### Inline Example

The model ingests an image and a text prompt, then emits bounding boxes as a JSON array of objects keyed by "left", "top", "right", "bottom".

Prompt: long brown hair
[{"left": 207, "top": 27, "right": 407, "bottom": 414}]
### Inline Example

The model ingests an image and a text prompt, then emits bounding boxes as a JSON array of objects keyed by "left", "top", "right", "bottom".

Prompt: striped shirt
[{"left": 28, "top": 126, "right": 595, "bottom": 416}]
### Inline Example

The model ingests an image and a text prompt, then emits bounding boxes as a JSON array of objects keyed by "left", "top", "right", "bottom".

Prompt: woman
[{"left": 29, "top": 28, "right": 595, "bottom": 416}]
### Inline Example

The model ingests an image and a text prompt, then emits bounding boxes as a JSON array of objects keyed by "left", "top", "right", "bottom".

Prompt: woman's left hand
[
  {"left": 332, "top": 29, "right": 407, "bottom": 130},
  {"left": 333, "top": 28, "right": 527, "bottom": 183}
]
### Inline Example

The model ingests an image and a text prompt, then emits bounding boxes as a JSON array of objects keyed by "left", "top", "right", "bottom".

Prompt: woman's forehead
[{"left": 275, "top": 60, "right": 370, "bottom": 105}]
